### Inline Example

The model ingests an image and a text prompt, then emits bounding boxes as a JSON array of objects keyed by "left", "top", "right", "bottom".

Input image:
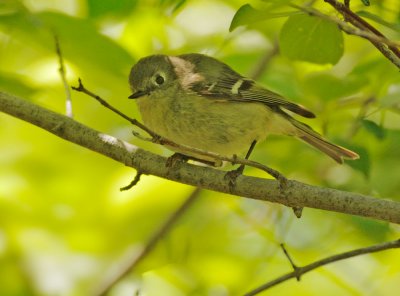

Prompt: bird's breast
[{"left": 136, "top": 94, "right": 275, "bottom": 157}]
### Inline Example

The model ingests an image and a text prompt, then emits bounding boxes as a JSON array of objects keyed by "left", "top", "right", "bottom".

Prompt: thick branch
[
  {"left": 71, "top": 79, "right": 285, "bottom": 183},
  {"left": 1, "top": 91, "right": 400, "bottom": 224}
]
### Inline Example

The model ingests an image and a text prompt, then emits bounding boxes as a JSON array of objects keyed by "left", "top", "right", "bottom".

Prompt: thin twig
[
  {"left": 71, "top": 79, "right": 151, "bottom": 135},
  {"left": 94, "top": 187, "right": 202, "bottom": 296},
  {"left": 72, "top": 79, "right": 287, "bottom": 186},
  {"left": 323, "top": 0, "right": 400, "bottom": 67},
  {"left": 290, "top": 3, "right": 400, "bottom": 69},
  {"left": 346, "top": 96, "right": 375, "bottom": 140},
  {"left": 245, "top": 238, "right": 400, "bottom": 296},
  {"left": 291, "top": 4, "right": 400, "bottom": 48},
  {"left": 248, "top": 41, "right": 279, "bottom": 80},
  {"left": 54, "top": 34, "right": 73, "bottom": 118},
  {"left": 280, "top": 243, "right": 301, "bottom": 280},
  {"left": 120, "top": 171, "right": 143, "bottom": 191},
  {"left": 324, "top": 0, "right": 400, "bottom": 57}
]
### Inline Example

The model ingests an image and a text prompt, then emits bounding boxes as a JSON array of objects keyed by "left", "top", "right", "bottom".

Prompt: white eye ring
[{"left": 153, "top": 73, "right": 166, "bottom": 86}]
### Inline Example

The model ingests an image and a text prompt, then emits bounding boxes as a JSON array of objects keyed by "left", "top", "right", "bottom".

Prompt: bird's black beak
[{"left": 128, "top": 90, "right": 148, "bottom": 99}]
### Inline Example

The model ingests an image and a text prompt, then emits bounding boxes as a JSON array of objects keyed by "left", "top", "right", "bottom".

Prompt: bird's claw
[
  {"left": 224, "top": 165, "right": 245, "bottom": 191},
  {"left": 166, "top": 153, "right": 188, "bottom": 167}
]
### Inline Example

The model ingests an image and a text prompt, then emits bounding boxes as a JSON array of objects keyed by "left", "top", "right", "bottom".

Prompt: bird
[{"left": 128, "top": 53, "right": 359, "bottom": 166}]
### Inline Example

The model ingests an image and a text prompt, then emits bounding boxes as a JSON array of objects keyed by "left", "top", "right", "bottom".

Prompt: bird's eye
[{"left": 155, "top": 74, "right": 165, "bottom": 85}]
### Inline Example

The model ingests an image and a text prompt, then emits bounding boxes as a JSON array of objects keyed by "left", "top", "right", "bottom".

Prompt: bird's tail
[{"left": 290, "top": 119, "right": 359, "bottom": 164}]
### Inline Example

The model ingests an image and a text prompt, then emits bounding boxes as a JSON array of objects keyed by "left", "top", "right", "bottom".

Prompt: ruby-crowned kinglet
[{"left": 128, "top": 53, "right": 359, "bottom": 165}]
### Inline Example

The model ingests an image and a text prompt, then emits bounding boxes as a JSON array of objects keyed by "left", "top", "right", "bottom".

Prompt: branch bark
[{"left": 1, "top": 91, "right": 400, "bottom": 224}]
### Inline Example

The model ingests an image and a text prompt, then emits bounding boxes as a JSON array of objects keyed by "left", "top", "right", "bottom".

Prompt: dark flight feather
[{"left": 178, "top": 54, "right": 315, "bottom": 119}]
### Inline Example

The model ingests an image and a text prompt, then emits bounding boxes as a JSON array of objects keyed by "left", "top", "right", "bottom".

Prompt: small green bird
[{"left": 128, "top": 53, "right": 359, "bottom": 165}]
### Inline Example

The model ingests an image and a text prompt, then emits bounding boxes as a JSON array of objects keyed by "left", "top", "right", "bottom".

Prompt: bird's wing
[
  {"left": 174, "top": 53, "right": 315, "bottom": 118},
  {"left": 188, "top": 76, "right": 315, "bottom": 119}
]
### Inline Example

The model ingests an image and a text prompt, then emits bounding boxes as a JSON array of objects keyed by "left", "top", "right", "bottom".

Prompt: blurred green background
[{"left": 1, "top": 0, "right": 400, "bottom": 295}]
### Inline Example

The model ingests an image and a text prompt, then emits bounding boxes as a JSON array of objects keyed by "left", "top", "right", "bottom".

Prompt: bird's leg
[
  {"left": 166, "top": 153, "right": 218, "bottom": 167},
  {"left": 165, "top": 153, "right": 190, "bottom": 167},
  {"left": 225, "top": 140, "right": 257, "bottom": 189}
]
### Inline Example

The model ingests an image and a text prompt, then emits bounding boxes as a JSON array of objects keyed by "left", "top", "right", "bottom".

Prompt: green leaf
[
  {"left": 362, "top": 120, "right": 386, "bottom": 139},
  {"left": 168, "top": 0, "right": 188, "bottom": 14},
  {"left": 0, "top": 72, "right": 37, "bottom": 98},
  {"left": 350, "top": 58, "right": 399, "bottom": 95},
  {"left": 38, "top": 12, "right": 134, "bottom": 77},
  {"left": 87, "top": 0, "right": 138, "bottom": 18},
  {"left": 0, "top": 11, "right": 134, "bottom": 85},
  {"left": 345, "top": 145, "right": 370, "bottom": 178},
  {"left": 230, "top": 4, "right": 263, "bottom": 32},
  {"left": 350, "top": 217, "right": 390, "bottom": 242},
  {"left": 361, "top": 0, "right": 370, "bottom": 6},
  {"left": 303, "top": 73, "right": 367, "bottom": 101},
  {"left": 279, "top": 14, "right": 344, "bottom": 64},
  {"left": 229, "top": 4, "right": 299, "bottom": 32}
]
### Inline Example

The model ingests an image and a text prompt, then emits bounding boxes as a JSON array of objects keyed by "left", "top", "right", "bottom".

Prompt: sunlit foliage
[{"left": 0, "top": 0, "right": 399, "bottom": 295}]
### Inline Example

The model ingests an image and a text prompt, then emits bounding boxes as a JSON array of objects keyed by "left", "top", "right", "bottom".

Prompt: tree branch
[
  {"left": 54, "top": 34, "right": 73, "bottom": 118},
  {"left": 1, "top": 91, "right": 400, "bottom": 224},
  {"left": 248, "top": 40, "right": 279, "bottom": 80},
  {"left": 245, "top": 238, "right": 400, "bottom": 295},
  {"left": 291, "top": 3, "right": 400, "bottom": 69},
  {"left": 291, "top": 4, "right": 400, "bottom": 49},
  {"left": 94, "top": 187, "right": 202, "bottom": 296},
  {"left": 324, "top": 0, "right": 400, "bottom": 57},
  {"left": 323, "top": 0, "right": 400, "bottom": 68},
  {"left": 72, "top": 79, "right": 287, "bottom": 184}
]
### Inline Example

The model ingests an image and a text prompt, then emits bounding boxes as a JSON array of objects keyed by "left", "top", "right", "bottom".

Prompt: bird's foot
[
  {"left": 165, "top": 153, "right": 189, "bottom": 167},
  {"left": 224, "top": 164, "right": 245, "bottom": 191}
]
